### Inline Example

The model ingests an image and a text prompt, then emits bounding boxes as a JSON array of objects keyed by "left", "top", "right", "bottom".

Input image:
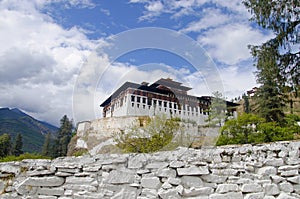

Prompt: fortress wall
[{"left": 1, "top": 141, "right": 300, "bottom": 198}]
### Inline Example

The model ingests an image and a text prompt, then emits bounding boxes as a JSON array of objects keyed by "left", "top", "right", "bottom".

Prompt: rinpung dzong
[{"left": 100, "top": 78, "right": 239, "bottom": 125}]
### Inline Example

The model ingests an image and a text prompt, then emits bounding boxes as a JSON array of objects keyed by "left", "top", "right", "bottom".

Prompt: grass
[{"left": 0, "top": 153, "right": 50, "bottom": 163}]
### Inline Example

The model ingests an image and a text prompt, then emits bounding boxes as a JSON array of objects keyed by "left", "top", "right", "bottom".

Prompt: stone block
[
  {"left": 183, "top": 187, "right": 213, "bottom": 196},
  {"left": 241, "top": 184, "right": 263, "bottom": 193},
  {"left": 156, "top": 168, "right": 176, "bottom": 178},
  {"left": 277, "top": 192, "right": 298, "bottom": 199},
  {"left": 287, "top": 176, "right": 300, "bottom": 184},
  {"left": 168, "top": 177, "right": 181, "bottom": 186},
  {"left": 20, "top": 176, "right": 65, "bottom": 187},
  {"left": 158, "top": 188, "right": 180, "bottom": 199},
  {"left": 270, "top": 175, "right": 285, "bottom": 184},
  {"left": 257, "top": 166, "right": 277, "bottom": 176},
  {"left": 209, "top": 192, "right": 243, "bottom": 199},
  {"left": 244, "top": 192, "right": 264, "bottom": 199},
  {"left": 280, "top": 170, "right": 299, "bottom": 177},
  {"left": 264, "top": 158, "right": 284, "bottom": 166},
  {"left": 106, "top": 170, "right": 135, "bottom": 184},
  {"left": 141, "top": 177, "right": 161, "bottom": 189},
  {"left": 279, "top": 182, "right": 293, "bottom": 193},
  {"left": 65, "top": 176, "right": 94, "bottom": 184},
  {"left": 128, "top": 154, "right": 147, "bottom": 169},
  {"left": 181, "top": 176, "right": 203, "bottom": 188},
  {"left": 111, "top": 187, "right": 138, "bottom": 199},
  {"left": 177, "top": 166, "right": 209, "bottom": 176},
  {"left": 145, "top": 162, "right": 169, "bottom": 169},
  {"left": 37, "top": 187, "right": 64, "bottom": 196},
  {"left": 216, "top": 184, "right": 239, "bottom": 193},
  {"left": 263, "top": 184, "right": 280, "bottom": 196},
  {"left": 201, "top": 174, "right": 227, "bottom": 183},
  {"left": 169, "top": 161, "right": 185, "bottom": 168}
]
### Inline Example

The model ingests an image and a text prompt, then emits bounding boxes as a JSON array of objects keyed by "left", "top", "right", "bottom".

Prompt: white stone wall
[{"left": 1, "top": 141, "right": 300, "bottom": 198}]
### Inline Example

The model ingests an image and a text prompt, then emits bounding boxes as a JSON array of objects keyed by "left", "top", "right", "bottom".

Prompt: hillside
[{"left": 0, "top": 108, "right": 58, "bottom": 153}]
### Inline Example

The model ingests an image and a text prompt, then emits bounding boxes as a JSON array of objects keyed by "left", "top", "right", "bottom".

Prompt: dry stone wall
[{"left": 1, "top": 141, "right": 300, "bottom": 199}]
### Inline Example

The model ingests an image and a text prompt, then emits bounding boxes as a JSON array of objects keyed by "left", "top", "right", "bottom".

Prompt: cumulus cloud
[
  {"left": 198, "top": 23, "right": 272, "bottom": 65},
  {"left": 0, "top": 1, "right": 97, "bottom": 125}
]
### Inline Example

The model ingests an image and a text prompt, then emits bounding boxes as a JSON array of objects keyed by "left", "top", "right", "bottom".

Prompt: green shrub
[
  {"left": 115, "top": 115, "right": 179, "bottom": 153},
  {"left": 216, "top": 113, "right": 296, "bottom": 146}
]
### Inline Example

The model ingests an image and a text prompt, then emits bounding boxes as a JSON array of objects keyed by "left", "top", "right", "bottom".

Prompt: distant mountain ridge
[{"left": 0, "top": 108, "right": 58, "bottom": 153}]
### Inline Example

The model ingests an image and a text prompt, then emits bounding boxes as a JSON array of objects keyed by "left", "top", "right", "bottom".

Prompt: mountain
[{"left": 0, "top": 108, "right": 58, "bottom": 153}]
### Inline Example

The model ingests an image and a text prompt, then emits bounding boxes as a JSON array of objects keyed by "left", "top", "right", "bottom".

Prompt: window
[
  {"left": 164, "top": 101, "right": 167, "bottom": 107},
  {"left": 142, "top": 98, "right": 146, "bottom": 104},
  {"left": 158, "top": 100, "right": 162, "bottom": 107},
  {"left": 137, "top": 97, "right": 141, "bottom": 103},
  {"left": 131, "top": 96, "right": 135, "bottom": 102}
]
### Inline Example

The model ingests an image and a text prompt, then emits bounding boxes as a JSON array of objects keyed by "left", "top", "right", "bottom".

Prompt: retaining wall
[{"left": 1, "top": 141, "right": 300, "bottom": 198}]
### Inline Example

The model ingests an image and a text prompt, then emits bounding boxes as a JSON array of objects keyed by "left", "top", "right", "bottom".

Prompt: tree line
[
  {"left": 0, "top": 115, "right": 73, "bottom": 159},
  {"left": 216, "top": 0, "right": 299, "bottom": 146}
]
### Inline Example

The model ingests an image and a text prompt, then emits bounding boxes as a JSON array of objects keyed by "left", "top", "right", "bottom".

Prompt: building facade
[{"left": 100, "top": 78, "right": 239, "bottom": 125}]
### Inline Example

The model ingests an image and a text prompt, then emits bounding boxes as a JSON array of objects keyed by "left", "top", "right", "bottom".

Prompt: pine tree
[
  {"left": 54, "top": 115, "right": 73, "bottom": 157},
  {"left": 13, "top": 133, "right": 23, "bottom": 156},
  {"left": 244, "top": 0, "right": 300, "bottom": 91},
  {"left": 206, "top": 91, "right": 227, "bottom": 127},
  {"left": 0, "top": 134, "right": 11, "bottom": 157},
  {"left": 41, "top": 133, "right": 51, "bottom": 157},
  {"left": 252, "top": 43, "right": 286, "bottom": 122},
  {"left": 242, "top": 93, "right": 250, "bottom": 113}
]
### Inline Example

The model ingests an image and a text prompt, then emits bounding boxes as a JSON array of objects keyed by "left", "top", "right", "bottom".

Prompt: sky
[{"left": 0, "top": 0, "right": 274, "bottom": 126}]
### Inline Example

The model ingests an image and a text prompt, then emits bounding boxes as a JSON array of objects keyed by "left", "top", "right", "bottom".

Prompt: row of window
[{"left": 130, "top": 102, "right": 209, "bottom": 116}]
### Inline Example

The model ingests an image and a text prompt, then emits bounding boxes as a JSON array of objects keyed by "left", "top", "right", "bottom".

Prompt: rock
[
  {"left": 157, "top": 168, "right": 176, "bottom": 178},
  {"left": 177, "top": 166, "right": 209, "bottom": 176},
  {"left": 169, "top": 161, "right": 185, "bottom": 168},
  {"left": 209, "top": 192, "right": 243, "bottom": 199},
  {"left": 244, "top": 192, "right": 264, "bottom": 199},
  {"left": 216, "top": 184, "right": 239, "bottom": 193},
  {"left": 20, "top": 176, "right": 65, "bottom": 187},
  {"left": 183, "top": 187, "right": 213, "bottom": 196},
  {"left": 111, "top": 187, "right": 138, "bottom": 199},
  {"left": 257, "top": 166, "right": 277, "bottom": 176},
  {"left": 241, "top": 184, "right": 263, "bottom": 193},
  {"left": 279, "top": 182, "right": 293, "bottom": 193},
  {"left": 263, "top": 184, "right": 280, "bottom": 196},
  {"left": 106, "top": 170, "right": 135, "bottom": 184},
  {"left": 181, "top": 176, "right": 203, "bottom": 188},
  {"left": 201, "top": 174, "right": 227, "bottom": 183},
  {"left": 128, "top": 154, "right": 147, "bottom": 169},
  {"left": 277, "top": 192, "right": 298, "bottom": 199},
  {"left": 141, "top": 177, "right": 161, "bottom": 189},
  {"left": 158, "top": 188, "right": 180, "bottom": 199}
]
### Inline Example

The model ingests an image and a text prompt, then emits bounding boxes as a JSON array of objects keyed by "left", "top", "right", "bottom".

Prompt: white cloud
[
  {"left": 0, "top": 1, "right": 97, "bottom": 125},
  {"left": 180, "top": 8, "right": 231, "bottom": 33},
  {"left": 198, "top": 23, "right": 272, "bottom": 65},
  {"left": 146, "top": 1, "right": 164, "bottom": 12}
]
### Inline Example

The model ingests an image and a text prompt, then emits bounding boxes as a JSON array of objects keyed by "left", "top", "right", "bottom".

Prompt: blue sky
[{"left": 0, "top": 0, "right": 273, "bottom": 125}]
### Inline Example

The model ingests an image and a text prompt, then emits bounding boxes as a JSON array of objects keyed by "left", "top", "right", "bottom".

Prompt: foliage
[
  {"left": 53, "top": 115, "right": 73, "bottom": 157},
  {"left": 216, "top": 113, "right": 297, "bottom": 146},
  {"left": 206, "top": 91, "right": 227, "bottom": 127},
  {"left": 242, "top": 93, "right": 250, "bottom": 113},
  {"left": 41, "top": 133, "right": 52, "bottom": 157},
  {"left": 13, "top": 133, "right": 23, "bottom": 156},
  {"left": 251, "top": 43, "right": 287, "bottom": 123},
  {"left": 0, "top": 153, "right": 50, "bottom": 163},
  {"left": 0, "top": 133, "right": 12, "bottom": 158},
  {"left": 243, "top": 0, "right": 299, "bottom": 123},
  {"left": 244, "top": 0, "right": 300, "bottom": 90},
  {"left": 72, "top": 148, "right": 89, "bottom": 157},
  {"left": 115, "top": 115, "right": 180, "bottom": 153}
]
